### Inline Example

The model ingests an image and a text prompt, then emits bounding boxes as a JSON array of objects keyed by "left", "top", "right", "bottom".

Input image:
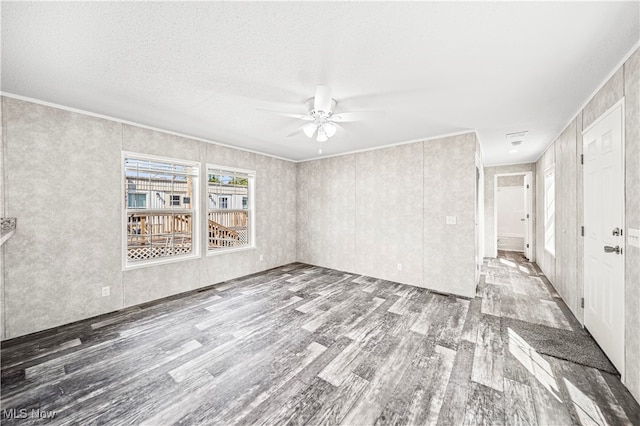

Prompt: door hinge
[
  {"left": 581, "top": 298, "right": 584, "bottom": 308},
  {"left": 581, "top": 226, "right": 584, "bottom": 236},
  {"left": 580, "top": 154, "right": 584, "bottom": 165},
  {"left": 526, "top": 243, "right": 530, "bottom": 248},
  {"left": 526, "top": 214, "right": 530, "bottom": 219},
  {"left": 526, "top": 184, "right": 530, "bottom": 189}
]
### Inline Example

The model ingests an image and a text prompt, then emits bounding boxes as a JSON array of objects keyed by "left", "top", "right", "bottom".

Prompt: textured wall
[
  {"left": 497, "top": 175, "right": 524, "bottom": 187},
  {"left": 2, "top": 98, "right": 124, "bottom": 338},
  {"left": 1, "top": 97, "right": 297, "bottom": 338},
  {"left": 355, "top": 143, "right": 424, "bottom": 286},
  {"left": 423, "top": 133, "right": 477, "bottom": 297},
  {"left": 297, "top": 133, "right": 479, "bottom": 297},
  {"left": 296, "top": 155, "right": 356, "bottom": 273},
  {"left": 533, "top": 47, "right": 640, "bottom": 402},
  {"left": 483, "top": 163, "right": 535, "bottom": 258},
  {"left": 554, "top": 120, "right": 579, "bottom": 319},
  {"left": 623, "top": 48, "right": 640, "bottom": 403}
]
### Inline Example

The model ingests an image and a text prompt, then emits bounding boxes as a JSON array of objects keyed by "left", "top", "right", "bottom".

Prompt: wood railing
[
  {"left": 127, "top": 213, "right": 192, "bottom": 243},
  {"left": 208, "top": 220, "right": 239, "bottom": 248},
  {"left": 208, "top": 210, "right": 248, "bottom": 228},
  {"left": 126, "top": 211, "right": 249, "bottom": 259},
  {"left": 208, "top": 211, "right": 248, "bottom": 248},
  {"left": 127, "top": 213, "right": 192, "bottom": 260}
]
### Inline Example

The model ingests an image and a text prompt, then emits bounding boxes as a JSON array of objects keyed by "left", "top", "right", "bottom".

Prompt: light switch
[
  {"left": 628, "top": 228, "right": 640, "bottom": 248},
  {"left": 446, "top": 216, "right": 457, "bottom": 225}
]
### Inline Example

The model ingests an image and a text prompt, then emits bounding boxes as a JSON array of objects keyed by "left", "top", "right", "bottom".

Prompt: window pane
[
  {"left": 207, "top": 166, "right": 253, "bottom": 251},
  {"left": 125, "top": 155, "right": 198, "bottom": 265},
  {"left": 125, "top": 159, "right": 195, "bottom": 210},
  {"left": 544, "top": 167, "right": 555, "bottom": 255},
  {"left": 127, "top": 212, "right": 193, "bottom": 261}
]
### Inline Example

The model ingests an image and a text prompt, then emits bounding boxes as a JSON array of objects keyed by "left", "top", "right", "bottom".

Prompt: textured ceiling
[{"left": 1, "top": 2, "right": 639, "bottom": 164}]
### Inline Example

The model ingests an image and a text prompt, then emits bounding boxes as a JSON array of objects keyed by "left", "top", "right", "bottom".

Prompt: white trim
[
  {"left": 207, "top": 245, "right": 256, "bottom": 257},
  {"left": 0, "top": 92, "right": 294, "bottom": 163},
  {"left": 535, "top": 42, "right": 639, "bottom": 163},
  {"left": 206, "top": 163, "right": 256, "bottom": 254},
  {"left": 493, "top": 171, "right": 534, "bottom": 261},
  {"left": 581, "top": 97, "right": 626, "bottom": 135},
  {"left": 297, "top": 130, "right": 477, "bottom": 163},
  {"left": 475, "top": 154, "right": 485, "bottom": 284},
  {"left": 121, "top": 151, "right": 201, "bottom": 271},
  {"left": 207, "top": 164, "right": 256, "bottom": 176},
  {"left": 484, "top": 160, "right": 535, "bottom": 168},
  {"left": 123, "top": 252, "right": 202, "bottom": 271},
  {"left": 497, "top": 233, "right": 525, "bottom": 238}
]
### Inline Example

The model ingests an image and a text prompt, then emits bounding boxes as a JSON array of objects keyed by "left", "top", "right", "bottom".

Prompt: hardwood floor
[{"left": 2, "top": 254, "right": 639, "bottom": 425}]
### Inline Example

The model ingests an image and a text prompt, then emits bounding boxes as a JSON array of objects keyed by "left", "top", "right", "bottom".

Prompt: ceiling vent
[{"left": 506, "top": 131, "right": 528, "bottom": 139}]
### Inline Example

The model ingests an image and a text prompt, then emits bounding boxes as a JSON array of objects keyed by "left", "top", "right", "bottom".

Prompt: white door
[
  {"left": 583, "top": 101, "right": 625, "bottom": 376},
  {"left": 524, "top": 173, "right": 532, "bottom": 260}
]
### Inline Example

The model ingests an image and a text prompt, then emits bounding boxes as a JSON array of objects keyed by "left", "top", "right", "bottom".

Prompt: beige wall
[
  {"left": 1, "top": 97, "right": 297, "bottom": 339},
  {"left": 534, "top": 47, "right": 640, "bottom": 402},
  {"left": 483, "top": 163, "right": 535, "bottom": 258},
  {"left": 297, "top": 133, "right": 479, "bottom": 298}
]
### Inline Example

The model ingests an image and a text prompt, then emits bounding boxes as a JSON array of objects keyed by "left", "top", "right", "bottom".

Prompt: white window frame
[
  {"left": 218, "top": 196, "right": 229, "bottom": 209},
  {"left": 206, "top": 164, "right": 256, "bottom": 256},
  {"left": 544, "top": 164, "right": 556, "bottom": 257},
  {"left": 127, "top": 193, "right": 147, "bottom": 209},
  {"left": 122, "top": 152, "right": 200, "bottom": 270}
]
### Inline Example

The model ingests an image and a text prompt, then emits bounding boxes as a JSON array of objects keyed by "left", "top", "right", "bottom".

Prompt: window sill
[
  {"left": 207, "top": 245, "right": 256, "bottom": 257},
  {"left": 124, "top": 252, "right": 201, "bottom": 271}
]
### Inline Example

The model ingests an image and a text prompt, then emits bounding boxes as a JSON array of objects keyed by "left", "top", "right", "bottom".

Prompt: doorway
[
  {"left": 494, "top": 172, "right": 533, "bottom": 260},
  {"left": 583, "top": 99, "right": 625, "bottom": 376}
]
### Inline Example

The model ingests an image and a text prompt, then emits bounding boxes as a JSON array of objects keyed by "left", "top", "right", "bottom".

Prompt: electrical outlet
[
  {"left": 101, "top": 286, "right": 110, "bottom": 297},
  {"left": 446, "top": 216, "right": 457, "bottom": 225},
  {"left": 397, "top": 263, "right": 402, "bottom": 271},
  {"left": 259, "top": 254, "right": 264, "bottom": 261}
]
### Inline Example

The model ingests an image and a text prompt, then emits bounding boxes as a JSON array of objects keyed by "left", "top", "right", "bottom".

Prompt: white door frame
[
  {"left": 493, "top": 171, "right": 534, "bottom": 261},
  {"left": 582, "top": 98, "right": 625, "bottom": 378},
  {"left": 476, "top": 154, "right": 484, "bottom": 284}
]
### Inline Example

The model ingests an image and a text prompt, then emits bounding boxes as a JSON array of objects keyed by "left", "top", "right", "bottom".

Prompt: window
[
  {"left": 127, "top": 193, "right": 147, "bottom": 209},
  {"left": 544, "top": 165, "right": 555, "bottom": 256},
  {"left": 124, "top": 154, "right": 199, "bottom": 267},
  {"left": 207, "top": 165, "right": 255, "bottom": 252},
  {"left": 218, "top": 196, "right": 229, "bottom": 209}
]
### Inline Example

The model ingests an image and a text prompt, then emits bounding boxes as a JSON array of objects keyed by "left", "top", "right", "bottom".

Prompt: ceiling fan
[{"left": 260, "top": 85, "right": 381, "bottom": 153}]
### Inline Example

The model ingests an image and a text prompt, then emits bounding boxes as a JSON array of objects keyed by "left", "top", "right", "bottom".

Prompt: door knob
[
  {"left": 612, "top": 227, "right": 621, "bottom": 236},
  {"left": 604, "top": 245, "right": 621, "bottom": 254}
]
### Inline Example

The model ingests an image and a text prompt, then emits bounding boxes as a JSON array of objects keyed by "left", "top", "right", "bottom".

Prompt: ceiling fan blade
[
  {"left": 314, "top": 85, "right": 332, "bottom": 113},
  {"left": 287, "top": 123, "right": 318, "bottom": 138},
  {"left": 329, "top": 111, "right": 384, "bottom": 122},
  {"left": 287, "top": 125, "right": 307, "bottom": 137},
  {"left": 257, "top": 109, "right": 312, "bottom": 120}
]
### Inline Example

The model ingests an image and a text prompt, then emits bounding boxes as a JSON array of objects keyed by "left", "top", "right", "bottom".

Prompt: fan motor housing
[{"left": 306, "top": 98, "right": 337, "bottom": 116}]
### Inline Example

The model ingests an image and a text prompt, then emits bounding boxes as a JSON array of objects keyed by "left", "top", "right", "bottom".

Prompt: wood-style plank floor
[{"left": 2, "top": 253, "right": 639, "bottom": 425}]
